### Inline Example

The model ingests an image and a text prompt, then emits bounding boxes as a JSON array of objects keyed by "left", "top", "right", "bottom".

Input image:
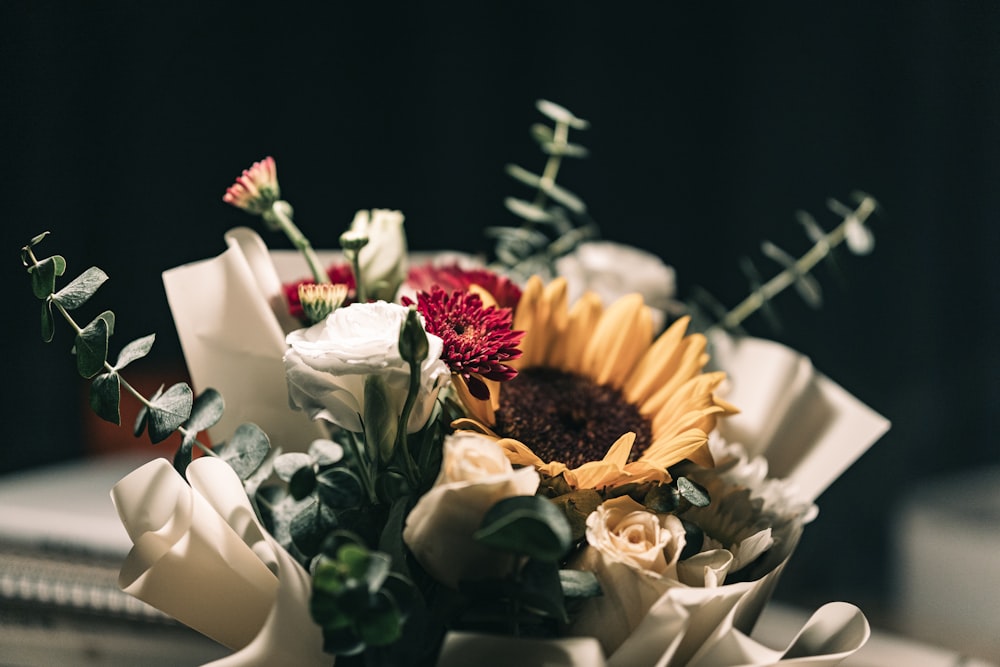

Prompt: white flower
[
  {"left": 350, "top": 208, "right": 408, "bottom": 301},
  {"left": 402, "top": 432, "right": 540, "bottom": 589},
  {"left": 283, "top": 301, "right": 449, "bottom": 433},
  {"left": 555, "top": 241, "right": 679, "bottom": 329},
  {"left": 584, "top": 496, "right": 686, "bottom": 577}
]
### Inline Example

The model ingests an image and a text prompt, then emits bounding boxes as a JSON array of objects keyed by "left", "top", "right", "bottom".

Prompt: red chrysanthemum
[
  {"left": 284, "top": 264, "right": 357, "bottom": 322},
  {"left": 407, "top": 263, "right": 523, "bottom": 311},
  {"left": 403, "top": 287, "right": 524, "bottom": 399}
]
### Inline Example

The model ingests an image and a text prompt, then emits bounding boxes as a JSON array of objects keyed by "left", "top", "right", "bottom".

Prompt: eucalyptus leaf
[
  {"left": 29, "top": 255, "right": 66, "bottom": 300},
  {"left": 114, "top": 334, "right": 155, "bottom": 370},
  {"left": 310, "top": 439, "right": 345, "bottom": 466},
  {"left": 530, "top": 123, "right": 554, "bottom": 145},
  {"left": 535, "top": 99, "right": 590, "bottom": 130},
  {"left": 217, "top": 422, "right": 271, "bottom": 479},
  {"left": 290, "top": 500, "right": 337, "bottom": 558},
  {"left": 504, "top": 163, "right": 542, "bottom": 188},
  {"left": 75, "top": 313, "right": 111, "bottom": 378},
  {"left": 559, "top": 569, "right": 602, "bottom": 599},
  {"left": 321, "top": 626, "right": 365, "bottom": 656},
  {"left": 504, "top": 197, "right": 554, "bottom": 223},
  {"left": 474, "top": 495, "right": 572, "bottom": 561},
  {"left": 28, "top": 231, "right": 51, "bottom": 247},
  {"left": 274, "top": 452, "right": 314, "bottom": 482},
  {"left": 173, "top": 439, "right": 194, "bottom": 476},
  {"left": 357, "top": 593, "right": 403, "bottom": 647},
  {"left": 677, "top": 476, "right": 711, "bottom": 508},
  {"left": 52, "top": 266, "right": 109, "bottom": 310},
  {"left": 146, "top": 382, "right": 194, "bottom": 443},
  {"left": 541, "top": 141, "right": 590, "bottom": 159},
  {"left": 290, "top": 465, "right": 318, "bottom": 500},
  {"left": 183, "top": 387, "right": 225, "bottom": 434},
  {"left": 543, "top": 181, "right": 586, "bottom": 214},
  {"left": 317, "top": 468, "right": 364, "bottom": 509},
  {"left": 40, "top": 302, "right": 54, "bottom": 343},
  {"left": 134, "top": 384, "right": 163, "bottom": 437},
  {"left": 89, "top": 371, "right": 121, "bottom": 424}
]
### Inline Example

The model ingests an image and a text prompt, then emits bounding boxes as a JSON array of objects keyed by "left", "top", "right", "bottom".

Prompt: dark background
[{"left": 4, "top": 1, "right": 998, "bottom": 630}]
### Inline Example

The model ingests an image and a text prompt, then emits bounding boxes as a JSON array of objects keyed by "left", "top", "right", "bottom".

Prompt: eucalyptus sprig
[
  {"left": 692, "top": 192, "right": 879, "bottom": 334},
  {"left": 19, "top": 232, "right": 273, "bottom": 481},
  {"left": 487, "top": 100, "right": 600, "bottom": 280}
]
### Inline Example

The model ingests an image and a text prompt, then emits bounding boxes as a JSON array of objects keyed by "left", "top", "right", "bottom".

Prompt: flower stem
[
  {"left": 270, "top": 202, "right": 330, "bottom": 285},
  {"left": 394, "top": 360, "right": 423, "bottom": 489}
]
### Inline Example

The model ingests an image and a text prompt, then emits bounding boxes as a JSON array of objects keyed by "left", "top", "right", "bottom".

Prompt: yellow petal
[
  {"left": 549, "top": 292, "right": 603, "bottom": 372},
  {"left": 581, "top": 294, "right": 653, "bottom": 388},
  {"left": 451, "top": 374, "right": 499, "bottom": 427},
  {"left": 623, "top": 315, "right": 693, "bottom": 404},
  {"left": 636, "top": 334, "right": 711, "bottom": 416}
]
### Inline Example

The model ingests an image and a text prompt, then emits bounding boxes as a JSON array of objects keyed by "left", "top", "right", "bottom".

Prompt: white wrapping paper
[
  {"left": 162, "top": 227, "right": 328, "bottom": 453},
  {"left": 708, "top": 330, "right": 891, "bottom": 503},
  {"left": 111, "top": 457, "right": 328, "bottom": 666}
]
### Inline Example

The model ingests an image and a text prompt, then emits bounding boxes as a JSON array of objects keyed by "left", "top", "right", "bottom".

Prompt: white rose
[
  {"left": 568, "top": 496, "right": 687, "bottom": 656},
  {"left": 350, "top": 208, "right": 408, "bottom": 301},
  {"left": 555, "top": 241, "right": 678, "bottom": 330},
  {"left": 283, "top": 301, "right": 449, "bottom": 433},
  {"left": 403, "top": 432, "right": 540, "bottom": 589}
]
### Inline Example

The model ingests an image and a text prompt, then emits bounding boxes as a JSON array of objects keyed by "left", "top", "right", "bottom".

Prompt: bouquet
[{"left": 20, "top": 100, "right": 889, "bottom": 666}]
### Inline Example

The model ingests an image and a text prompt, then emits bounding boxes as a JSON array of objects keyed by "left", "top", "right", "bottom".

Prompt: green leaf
[
  {"left": 183, "top": 388, "right": 225, "bottom": 434},
  {"left": 28, "top": 231, "right": 51, "bottom": 248},
  {"left": 40, "top": 302, "right": 55, "bottom": 343},
  {"left": 643, "top": 483, "right": 678, "bottom": 514},
  {"left": 309, "top": 439, "right": 344, "bottom": 466},
  {"left": 274, "top": 452, "right": 313, "bottom": 482},
  {"left": 216, "top": 422, "right": 271, "bottom": 479},
  {"left": 75, "top": 313, "right": 111, "bottom": 378},
  {"left": 147, "top": 382, "right": 194, "bottom": 443},
  {"left": 474, "top": 495, "right": 573, "bottom": 561},
  {"left": 52, "top": 266, "right": 108, "bottom": 310},
  {"left": 317, "top": 468, "right": 364, "bottom": 509},
  {"left": 173, "top": 439, "right": 194, "bottom": 477},
  {"left": 290, "top": 466, "right": 317, "bottom": 500},
  {"left": 363, "top": 375, "right": 397, "bottom": 464},
  {"left": 89, "top": 372, "right": 121, "bottom": 424},
  {"left": 290, "top": 500, "right": 337, "bottom": 558},
  {"left": 518, "top": 559, "right": 567, "bottom": 623},
  {"left": 321, "top": 626, "right": 365, "bottom": 656},
  {"left": 29, "top": 255, "right": 66, "bottom": 300},
  {"left": 559, "top": 569, "right": 602, "bottom": 599},
  {"left": 357, "top": 593, "right": 403, "bottom": 647},
  {"left": 677, "top": 476, "right": 711, "bottom": 508},
  {"left": 114, "top": 334, "right": 155, "bottom": 370}
]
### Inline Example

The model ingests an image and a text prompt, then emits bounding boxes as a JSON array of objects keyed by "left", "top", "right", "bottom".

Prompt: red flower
[
  {"left": 404, "top": 287, "right": 524, "bottom": 399},
  {"left": 284, "top": 264, "right": 356, "bottom": 322},
  {"left": 407, "top": 263, "right": 522, "bottom": 310}
]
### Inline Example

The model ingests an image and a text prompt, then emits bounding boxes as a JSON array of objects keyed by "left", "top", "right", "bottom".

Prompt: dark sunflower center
[{"left": 494, "top": 368, "right": 653, "bottom": 469}]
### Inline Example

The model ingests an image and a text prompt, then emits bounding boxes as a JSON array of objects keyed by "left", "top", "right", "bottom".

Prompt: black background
[{"left": 4, "top": 2, "right": 998, "bottom": 626}]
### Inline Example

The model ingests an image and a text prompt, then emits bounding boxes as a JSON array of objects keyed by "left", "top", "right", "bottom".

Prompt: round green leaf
[
  {"left": 52, "top": 266, "right": 108, "bottom": 310},
  {"left": 89, "top": 372, "right": 121, "bottom": 425},
  {"left": 473, "top": 495, "right": 572, "bottom": 561},
  {"left": 147, "top": 382, "right": 194, "bottom": 443}
]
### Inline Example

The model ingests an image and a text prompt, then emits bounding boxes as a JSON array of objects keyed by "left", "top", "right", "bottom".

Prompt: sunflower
[{"left": 453, "top": 276, "right": 738, "bottom": 490}]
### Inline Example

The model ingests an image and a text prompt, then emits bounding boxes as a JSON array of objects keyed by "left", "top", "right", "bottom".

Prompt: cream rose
[
  {"left": 585, "top": 496, "right": 686, "bottom": 577},
  {"left": 402, "top": 432, "right": 540, "bottom": 589},
  {"left": 568, "top": 496, "right": 687, "bottom": 656},
  {"left": 350, "top": 208, "right": 408, "bottom": 302},
  {"left": 283, "top": 301, "right": 449, "bottom": 434}
]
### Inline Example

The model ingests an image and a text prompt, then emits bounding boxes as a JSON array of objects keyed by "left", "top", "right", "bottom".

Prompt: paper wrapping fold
[
  {"left": 162, "top": 227, "right": 328, "bottom": 453},
  {"left": 438, "top": 599, "right": 868, "bottom": 667},
  {"left": 111, "top": 457, "right": 328, "bottom": 666},
  {"left": 708, "top": 330, "right": 891, "bottom": 503}
]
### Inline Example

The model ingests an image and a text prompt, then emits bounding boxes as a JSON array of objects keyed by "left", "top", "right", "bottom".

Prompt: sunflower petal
[
  {"left": 549, "top": 292, "right": 603, "bottom": 372},
  {"left": 581, "top": 294, "right": 653, "bottom": 388},
  {"left": 623, "top": 315, "right": 695, "bottom": 404}
]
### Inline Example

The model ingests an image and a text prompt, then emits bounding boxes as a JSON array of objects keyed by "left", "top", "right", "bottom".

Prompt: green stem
[
  {"left": 394, "top": 360, "right": 422, "bottom": 489},
  {"left": 713, "top": 195, "right": 877, "bottom": 332},
  {"left": 348, "top": 249, "right": 367, "bottom": 303},
  {"left": 270, "top": 202, "right": 330, "bottom": 285},
  {"left": 532, "top": 120, "right": 569, "bottom": 210},
  {"left": 346, "top": 431, "right": 379, "bottom": 506}
]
